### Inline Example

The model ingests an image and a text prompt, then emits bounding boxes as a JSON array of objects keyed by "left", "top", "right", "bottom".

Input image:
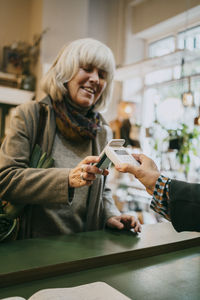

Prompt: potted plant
[
  {"left": 167, "top": 123, "right": 200, "bottom": 177},
  {"left": 3, "top": 29, "right": 48, "bottom": 91}
]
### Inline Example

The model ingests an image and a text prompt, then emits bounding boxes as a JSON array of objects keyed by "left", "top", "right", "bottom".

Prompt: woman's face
[{"left": 66, "top": 65, "right": 107, "bottom": 108}]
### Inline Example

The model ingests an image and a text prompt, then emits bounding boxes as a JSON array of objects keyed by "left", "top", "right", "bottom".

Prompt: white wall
[
  {"left": 88, "top": 0, "right": 125, "bottom": 65},
  {"left": 124, "top": 0, "right": 146, "bottom": 65},
  {"left": 41, "top": 0, "right": 125, "bottom": 65},
  {"left": 41, "top": 0, "right": 89, "bottom": 64}
]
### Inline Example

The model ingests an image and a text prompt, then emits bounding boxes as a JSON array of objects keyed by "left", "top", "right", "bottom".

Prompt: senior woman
[{"left": 0, "top": 38, "right": 141, "bottom": 239}]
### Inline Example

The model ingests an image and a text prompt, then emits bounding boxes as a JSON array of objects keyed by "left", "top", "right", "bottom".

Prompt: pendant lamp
[
  {"left": 194, "top": 107, "right": 200, "bottom": 126},
  {"left": 182, "top": 76, "right": 194, "bottom": 107}
]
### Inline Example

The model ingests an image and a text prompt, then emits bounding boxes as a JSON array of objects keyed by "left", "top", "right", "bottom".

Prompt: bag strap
[{"left": 35, "top": 103, "right": 47, "bottom": 147}]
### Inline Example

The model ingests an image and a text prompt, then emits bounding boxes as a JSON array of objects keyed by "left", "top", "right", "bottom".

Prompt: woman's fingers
[
  {"left": 81, "top": 156, "right": 99, "bottom": 165},
  {"left": 69, "top": 156, "right": 109, "bottom": 188},
  {"left": 106, "top": 215, "right": 142, "bottom": 233}
]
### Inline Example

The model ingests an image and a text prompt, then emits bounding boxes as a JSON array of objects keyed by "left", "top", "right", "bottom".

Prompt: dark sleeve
[{"left": 169, "top": 179, "right": 200, "bottom": 232}]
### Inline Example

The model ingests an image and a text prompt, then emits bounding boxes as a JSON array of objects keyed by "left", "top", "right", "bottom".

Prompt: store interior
[
  {"left": 1, "top": 0, "right": 200, "bottom": 226},
  {"left": 1, "top": 1, "right": 200, "bottom": 299}
]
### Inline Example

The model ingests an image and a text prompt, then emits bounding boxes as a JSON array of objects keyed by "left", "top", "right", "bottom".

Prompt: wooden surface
[{"left": 0, "top": 222, "right": 200, "bottom": 289}]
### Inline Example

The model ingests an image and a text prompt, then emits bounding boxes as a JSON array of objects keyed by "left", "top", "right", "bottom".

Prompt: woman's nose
[{"left": 89, "top": 69, "right": 99, "bottom": 83}]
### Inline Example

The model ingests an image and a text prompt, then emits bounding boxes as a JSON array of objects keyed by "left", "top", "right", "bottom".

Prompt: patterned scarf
[{"left": 52, "top": 95, "right": 101, "bottom": 141}]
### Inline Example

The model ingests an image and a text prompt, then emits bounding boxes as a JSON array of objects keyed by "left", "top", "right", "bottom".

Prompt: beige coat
[{"left": 0, "top": 96, "right": 120, "bottom": 238}]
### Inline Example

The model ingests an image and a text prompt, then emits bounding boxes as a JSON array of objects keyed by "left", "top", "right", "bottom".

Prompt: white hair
[{"left": 41, "top": 38, "right": 116, "bottom": 111}]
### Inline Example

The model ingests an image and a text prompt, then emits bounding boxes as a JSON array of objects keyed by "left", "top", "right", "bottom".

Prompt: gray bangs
[{"left": 79, "top": 43, "right": 115, "bottom": 81}]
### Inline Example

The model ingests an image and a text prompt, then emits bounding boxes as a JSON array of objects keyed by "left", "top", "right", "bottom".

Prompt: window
[
  {"left": 148, "top": 26, "right": 200, "bottom": 58},
  {"left": 148, "top": 36, "right": 175, "bottom": 58},
  {"left": 144, "top": 26, "right": 200, "bottom": 130},
  {"left": 177, "top": 25, "right": 200, "bottom": 50},
  {"left": 145, "top": 68, "right": 173, "bottom": 85}
]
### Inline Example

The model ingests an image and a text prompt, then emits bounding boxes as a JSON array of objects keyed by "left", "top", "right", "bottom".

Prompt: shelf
[
  {"left": 0, "top": 71, "right": 22, "bottom": 89},
  {"left": 114, "top": 49, "right": 200, "bottom": 81},
  {"left": 0, "top": 86, "right": 34, "bottom": 105}
]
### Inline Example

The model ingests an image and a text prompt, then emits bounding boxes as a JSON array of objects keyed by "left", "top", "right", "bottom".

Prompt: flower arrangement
[{"left": 4, "top": 29, "right": 48, "bottom": 75}]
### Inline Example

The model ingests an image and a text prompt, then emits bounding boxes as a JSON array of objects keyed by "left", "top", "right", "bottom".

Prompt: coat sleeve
[
  {"left": 0, "top": 101, "right": 71, "bottom": 205},
  {"left": 102, "top": 181, "right": 121, "bottom": 221},
  {"left": 169, "top": 179, "right": 200, "bottom": 232},
  {"left": 99, "top": 120, "right": 121, "bottom": 220}
]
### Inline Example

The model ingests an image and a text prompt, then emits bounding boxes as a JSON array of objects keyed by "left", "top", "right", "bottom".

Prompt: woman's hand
[
  {"left": 69, "top": 156, "right": 109, "bottom": 188},
  {"left": 115, "top": 154, "right": 160, "bottom": 195},
  {"left": 106, "top": 214, "right": 141, "bottom": 233}
]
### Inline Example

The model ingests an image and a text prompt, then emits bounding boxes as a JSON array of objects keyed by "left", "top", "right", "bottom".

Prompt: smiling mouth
[{"left": 82, "top": 87, "right": 96, "bottom": 94}]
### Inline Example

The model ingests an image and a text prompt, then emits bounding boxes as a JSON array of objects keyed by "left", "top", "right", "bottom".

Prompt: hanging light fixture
[
  {"left": 180, "top": 56, "right": 194, "bottom": 107},
  {"left": 194, "top": 107, "right": 200, "bottom": 126},
  {"left": 180, "top": 0, "right": 195, "bottom": 108},
  {"left": 117, "top": 101, "right": 135, "bottom": 120},
  {"left": 182, "top": 76, "right": 194, "bottom": 107}
]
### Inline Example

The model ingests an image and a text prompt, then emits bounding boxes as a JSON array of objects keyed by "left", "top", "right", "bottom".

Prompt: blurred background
[{"left": 1, "top": 0, "right": 200, "bottom": 225}]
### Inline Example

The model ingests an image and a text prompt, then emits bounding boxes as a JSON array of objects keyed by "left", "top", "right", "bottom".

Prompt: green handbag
[{"left": 0, "top": 104, "right": 54, "bottom": 242}]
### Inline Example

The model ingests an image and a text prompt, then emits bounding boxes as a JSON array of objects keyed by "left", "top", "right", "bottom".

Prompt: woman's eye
[
  {"left": 82, "top": 65, "right": 93, "bottom": 72},
  {"left": 81, "top": 65, "right": 107, "bottom": 79},
  {"left": 99, "top": 70, "right": 106, "bottom": 79}
]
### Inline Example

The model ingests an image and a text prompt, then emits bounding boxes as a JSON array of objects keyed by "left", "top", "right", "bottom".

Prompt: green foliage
[{"left": 167, "top": 124, "right": 200, "bottom": 174}]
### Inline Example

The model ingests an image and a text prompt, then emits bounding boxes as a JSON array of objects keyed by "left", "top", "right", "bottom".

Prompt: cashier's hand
[
  {"left": 106, "top": 215, "right": 141, "bottom": 233},
  {"left": 115, "top": 154, "right": 160, "bottom": 195}
]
